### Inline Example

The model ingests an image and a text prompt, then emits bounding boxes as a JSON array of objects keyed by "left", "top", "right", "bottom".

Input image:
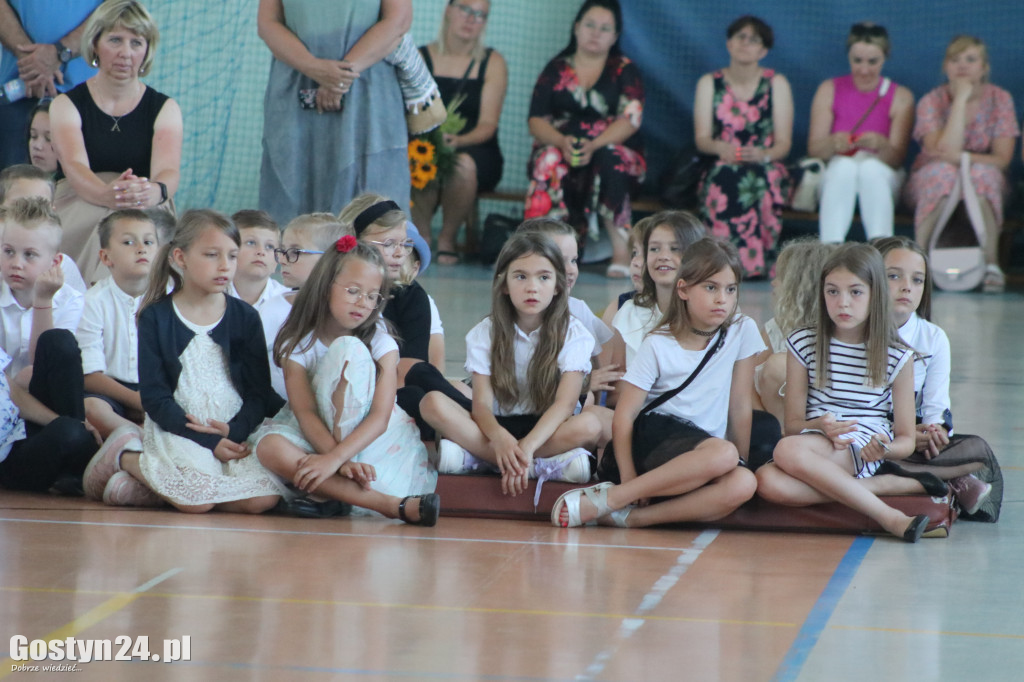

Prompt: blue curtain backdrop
[{"left": 621, "top": 1, "right": 1024, "bottom": 193}]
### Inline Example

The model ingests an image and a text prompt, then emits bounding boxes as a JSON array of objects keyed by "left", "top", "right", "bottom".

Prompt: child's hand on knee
[
  {"left": 294, "top": 453, "right": 342, "bottom": 493},
  {"left": 339, "top": 461, "right": 376, "bottom": 490}
]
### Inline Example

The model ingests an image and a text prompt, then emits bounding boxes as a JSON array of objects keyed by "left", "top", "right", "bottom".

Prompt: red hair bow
[{"left": 336, "top": 235, "right": 357, "bottom": 253}]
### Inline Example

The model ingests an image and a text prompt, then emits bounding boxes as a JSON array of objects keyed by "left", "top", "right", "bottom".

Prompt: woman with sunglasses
[
  {"left": 525, "top": 0, "right": 645, "bottom": 278},
  {"left": 411, "top": 0, "right": 507, "bottom": 266},
  {"left": 809, "top": 22, "right": 914, "bottom": 244}
]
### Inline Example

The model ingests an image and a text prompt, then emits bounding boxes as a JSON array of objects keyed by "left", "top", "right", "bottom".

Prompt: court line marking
[
  {"left": 770, "top": 536, "right": 874, "bottom": 682},
  {"left": 0, "top": 583, "right": 794, "bottom": 629},
  {"left": 578, "top": 529, "right": 720, "bottom": 680},
  {"left": 829, "top": 624, "right": 1024, "bottom": 640},
  {"left": 0, "top": 516, "right": 696, "bottom": 553},
  {"left": 0, "top": 567, "right": 181, "bottom": 680}
]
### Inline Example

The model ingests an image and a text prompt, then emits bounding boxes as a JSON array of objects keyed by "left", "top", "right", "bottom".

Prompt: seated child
[
  {"left": 0, "top": 198, "right": 84, "bottom": 387},
  {"left": 76, "top": 210, "right": 159, "bottom": 440},
  {"left": 0, "top": 164, "right": 87, "bottom": 293},
  {"left": 262, "top": 213, "right": 350, "bottom": 400},
  {"left": 229, "top": 209, "right": 288, "bottom": 310}
]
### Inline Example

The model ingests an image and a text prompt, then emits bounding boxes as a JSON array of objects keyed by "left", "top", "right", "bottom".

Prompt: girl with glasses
[
  {"left": 253, "top": 237, "right": 439, "bottom": 525},
  {"left": 411, "top": 0, "right": 507, "bottom": 266}
]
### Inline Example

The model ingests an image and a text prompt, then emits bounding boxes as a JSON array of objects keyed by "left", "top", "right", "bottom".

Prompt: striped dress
[{"left": 787, "top": 327, "right": 912, "bottom": 478}]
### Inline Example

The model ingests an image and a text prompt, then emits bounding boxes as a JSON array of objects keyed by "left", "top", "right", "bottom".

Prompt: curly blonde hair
[{"left": 773, "top": 238, "right": 836, "bottom": 337}]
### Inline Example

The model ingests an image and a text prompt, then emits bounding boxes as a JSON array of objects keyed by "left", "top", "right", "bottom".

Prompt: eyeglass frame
[
  {"left": 273, "top": 247, "right": 325, "bottom": 264},
  {"left": 335, "top": 283, "right": 385, "bottom": 309},
  {"left": 452, "top": 2, "right": 488, "bottom": 21},
  {"left": 366, "top": 238, "right": 416, "bottom": 253}
]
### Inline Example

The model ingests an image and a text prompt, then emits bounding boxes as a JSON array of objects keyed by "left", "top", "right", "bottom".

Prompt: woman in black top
[
  {"left": 411, "top": 0, "right": 507, "bottom": 265},
  {"left": 50, "top": 0, "right": 181, "bottom": 282}
]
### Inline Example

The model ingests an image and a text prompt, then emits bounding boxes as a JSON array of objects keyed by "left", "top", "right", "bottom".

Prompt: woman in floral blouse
[
  {"left": 525, "top": 0, "right": 645, "bottom": 278},
  {"left": 694, "top": 15, "right": 793, "bottom": 279}
]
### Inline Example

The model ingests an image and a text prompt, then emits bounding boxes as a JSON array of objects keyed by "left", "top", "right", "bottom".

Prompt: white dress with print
[
  {"left": 140, "top": 311, "right": 284, "bottom": 505},
  {"left": 253, "top": 336, "right": 436, "bottom": 514}
]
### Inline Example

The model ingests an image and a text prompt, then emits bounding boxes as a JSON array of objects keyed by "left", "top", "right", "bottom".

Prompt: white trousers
[{"left": 818, "top": 152, "right": 904, "bottom": 243}]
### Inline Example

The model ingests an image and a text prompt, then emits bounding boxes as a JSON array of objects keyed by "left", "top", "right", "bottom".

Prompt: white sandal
[
  {"left": 983, "top": 264, "right": 1006, "bottom": 293},
  {"left": 551, "top": 481, "right": 614, "bottom": 528},
  {"left": 598, "top": 505, "right": 635, "bottom": 528}
]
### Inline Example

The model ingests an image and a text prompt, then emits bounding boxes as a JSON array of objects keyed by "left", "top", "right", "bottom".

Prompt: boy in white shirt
[
  {"left": 0, "top": 165, "right": 87, "bottom": 293},
  {"left": 0, "top": 198, "right": 84, "bottom": 386},
  {"left": 77, "top": 210, "right": 159, "bottom": 439},
  {"left": 228, "top": 209, "right": 287, "bottom": 311}
]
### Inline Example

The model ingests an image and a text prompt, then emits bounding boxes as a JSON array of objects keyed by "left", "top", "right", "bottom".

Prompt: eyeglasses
[
  {"left": 273, "top": 247, "right": 324, "bottom": 264},
  {"left": 732, "top": 31, "right": 763, "bottom": 46},
  {"left": 453, "top": 3, "right": 488, "bottom": 21},
  {"left": 367, "top": 239, "right": 416, "bottom": 253},
  {"left": 337, "top": 285, "right": 384, "bottom": 309}
]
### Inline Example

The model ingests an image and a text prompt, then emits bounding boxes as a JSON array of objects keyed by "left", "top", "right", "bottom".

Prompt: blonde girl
[
  {"left": 420, "top": 232, "right": 604, "bottom": 497},
  {"left": 254, "top": 237, "right": 439, "bottom": 525},
  {"left": 84, "top": 209, "right": 282, "bottom": 512},
  {"left": 755, "top": 243, "right": 931, "bottom": 542},
  {"left": 552, "top": 238, "right": 762, "bottom": 528}
]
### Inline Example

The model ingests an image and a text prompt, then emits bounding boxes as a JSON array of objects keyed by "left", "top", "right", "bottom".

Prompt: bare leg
[
  {"left": 330, "top": 362, "right": 349, "bottom": 442},
  {"left": 624, "top": 467, "right": 757, "bottom": 526},
  {"left": 436, "top": 154, "right": 479, "bottom": 263},
  {"left": 756, "top": 352, "right": 787, "bottom": 425},
  {"left": 915, "top": 203, "right": 944, "bottom": 251},
  {"left": 410, "top": 185, "right": 440, "bottom": 242},
  {"left": 606, "top": 215, "right": 629, "bottom": 270},
  {"left": 256, "top": 435, "right": 426, "bottom": 521},
  {"left": 978, "top": 197, "right": 1000, "bottom": 265},
  {"left": 418, "top": 392, "right": 498, "bottom": 465},
  {"left": 533, "top": 408, "right": 607, "bottom": 457},
  {"left": 771, "top": 434, "right": 919, "bottom": 538},
  {"left": 84, "top": 397, "right": 140, "bottom": 440}
]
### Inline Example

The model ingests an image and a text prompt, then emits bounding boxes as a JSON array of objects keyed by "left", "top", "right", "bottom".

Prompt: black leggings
[
  {"left": 0, "top": 330, "right": 97, "bottom": 492},
  {"left": 397, "top": 362, "right": 473, "bottom": 441}
]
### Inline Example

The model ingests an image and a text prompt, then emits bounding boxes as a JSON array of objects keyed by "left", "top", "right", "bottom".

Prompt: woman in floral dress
[
  {"left": 695, "top": 15, "right": 793, "bottom": 278},
  {"left": 525, "top": 0, "right": 645, "bottom": 277}
]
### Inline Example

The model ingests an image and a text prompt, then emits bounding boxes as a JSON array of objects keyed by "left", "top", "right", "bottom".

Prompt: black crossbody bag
[{"left": 597, "top": 329, "right": 726, "bottom": 483}]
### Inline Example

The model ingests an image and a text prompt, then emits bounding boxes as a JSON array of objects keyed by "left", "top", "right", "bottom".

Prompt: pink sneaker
[
  {"left": 102, "top": 471, "right": 163, "bottom": 508},
  {"left": 82, "top": 424, "right": 142, "bottom": 500},
  {"left": 948, "top": 474, "right": 992, "bottom": 515}
]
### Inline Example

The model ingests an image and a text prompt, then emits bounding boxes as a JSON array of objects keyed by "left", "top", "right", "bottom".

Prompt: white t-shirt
[
  {"left": 622, "top": 315, "right": 765, "bottom": 438},
  {"left": 228, "top": 277, "right": 289, "bottom": 313},
  {"left": 427, "top": 294, "right": 444, "bottom": 337},
  {"left": 0, "top": 348, "right": 26, "bottom": 464},
  {"left": 898, "top": 312, "right": 952, "bottom": 428},
  {"left": 611, "top": 299, "right": 661, "bottom": 365},
  {"left": 259, "top": 292, "right": 295, "bottom": 399},
  {"left": 569, "top": 296, "right": 613, "bottom": 357},
  {"left": 76, "top": 276, "right": 142, "bottom": 382},
  {"left": 0, "top": 282, "right": 83, "bottom": 376},
  {"left": 464, "top": 316, "right": 593, "bottom": 416}
]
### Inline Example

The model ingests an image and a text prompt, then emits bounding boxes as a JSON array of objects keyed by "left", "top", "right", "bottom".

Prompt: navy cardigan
[{"left": 138, "top": 295, "right": 284, "bottom": 451}]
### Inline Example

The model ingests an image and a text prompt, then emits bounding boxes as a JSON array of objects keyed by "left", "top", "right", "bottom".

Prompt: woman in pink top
[
  {"left": 808, "top": 23, "right": 914, "bottom": 243},
  {"left": 905, "top": 35, "right": 1019, "bottom": 292}
]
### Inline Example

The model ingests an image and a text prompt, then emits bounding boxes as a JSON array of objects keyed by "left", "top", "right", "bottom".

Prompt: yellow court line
[
  {"left": 0, "top": 569, "right": 180, "bottom": 680},
  {"left": 831, "top": 624, "right": 1024, "bottom": 640},
  {"left": 0, "top": 584, "right": 795, "bottom": 630}
]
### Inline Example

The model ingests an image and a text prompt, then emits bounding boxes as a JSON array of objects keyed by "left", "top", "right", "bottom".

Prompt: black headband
[{"left": 353, "top": 200, "right": 401, "bottom": 236}]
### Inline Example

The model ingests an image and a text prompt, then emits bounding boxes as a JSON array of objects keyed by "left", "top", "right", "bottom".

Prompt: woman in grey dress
[{"left": 258, "top": 0, "right": 412, "bottom": 223}]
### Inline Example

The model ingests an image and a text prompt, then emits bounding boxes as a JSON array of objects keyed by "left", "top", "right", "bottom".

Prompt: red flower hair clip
[{"left": 336, "top": 235, "right": 357, "bottom": 253}]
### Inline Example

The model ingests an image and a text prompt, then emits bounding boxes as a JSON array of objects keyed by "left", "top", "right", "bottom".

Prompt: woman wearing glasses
[
  {"left": 809, "top": 22, "right": 914, "bottom": 244},
  {"left": 694, "top": 15, "right": 792, "bottom": 279},
  {"left": 257, "top": 0, "right": 412, "bottom": 224},
  {"left": 412, "top": 0, "right": 507, "bottom": 265},
  {"left": 525, "top": 0, "right": 645, "bottom": 278}
]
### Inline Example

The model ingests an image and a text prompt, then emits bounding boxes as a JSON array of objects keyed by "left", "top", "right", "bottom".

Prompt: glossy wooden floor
[{"left": 1, "top": 264, "right": 1021, "bottom": 681}]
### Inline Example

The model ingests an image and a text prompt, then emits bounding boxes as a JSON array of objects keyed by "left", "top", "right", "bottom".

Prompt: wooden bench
[{"left": 470, "top": 190, "right": 1021, "bottom": 273}]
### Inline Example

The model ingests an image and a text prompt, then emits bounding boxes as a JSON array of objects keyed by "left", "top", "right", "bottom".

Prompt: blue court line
[{"left": 770, "top": 536, "right": 874, "bottom": 682}]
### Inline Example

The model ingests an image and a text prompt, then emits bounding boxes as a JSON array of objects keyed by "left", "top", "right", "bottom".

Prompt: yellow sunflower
[{"left": 408, "top": 139, "right": 435, "bottom": 164}]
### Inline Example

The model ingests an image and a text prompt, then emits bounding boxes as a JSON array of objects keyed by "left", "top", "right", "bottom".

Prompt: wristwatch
[
  {"left": 156, "top": 181, "right": 168, "bottom": 205},
  {"left": 54, "top": 42, "right": 73, "bottom": 65}
]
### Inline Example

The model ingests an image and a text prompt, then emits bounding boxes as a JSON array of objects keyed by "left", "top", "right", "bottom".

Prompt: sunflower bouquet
[{"left": 409, "top": 94, "right": 468, "bottom": 191}]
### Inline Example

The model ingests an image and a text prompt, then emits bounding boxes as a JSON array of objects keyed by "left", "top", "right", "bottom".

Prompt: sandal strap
[{"left": 398, "top": 496, "right": 411, "bottom": 523}]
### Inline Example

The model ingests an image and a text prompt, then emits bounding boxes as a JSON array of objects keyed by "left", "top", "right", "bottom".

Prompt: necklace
[
  {"left": 691, "top": 327, "right": 719, "bottom": 337},
  {"left": 108, "top": 113, "right": 126, "bottom": 132}
]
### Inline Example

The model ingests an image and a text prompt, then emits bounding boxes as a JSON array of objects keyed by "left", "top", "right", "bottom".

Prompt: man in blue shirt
[{"left": 0, "top": 1, "right": 99, "bottom": 167}]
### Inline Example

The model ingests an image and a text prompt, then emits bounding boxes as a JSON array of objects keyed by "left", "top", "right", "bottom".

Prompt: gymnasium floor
[{"left": 0, "top": 262, "right": 1020, "bottom": 681}]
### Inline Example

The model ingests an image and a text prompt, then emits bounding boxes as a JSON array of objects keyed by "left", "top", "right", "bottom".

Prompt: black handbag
[
  {"left": 597, "top": 330, "right": 726, "bottom": 483},
  {"left": 479, "top": 213, "right": 519, "bottom": 265},
  {"left": 659, "top": 149, "right": 718, "bottom": 210}
]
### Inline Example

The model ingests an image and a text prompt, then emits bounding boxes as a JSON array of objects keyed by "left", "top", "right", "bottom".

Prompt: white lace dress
[
  {"left": 253, "top": 336, "right": 436, "bottom": 514},
  {"left": 140, "top": 309, "right": 284, "bottom": 505}
]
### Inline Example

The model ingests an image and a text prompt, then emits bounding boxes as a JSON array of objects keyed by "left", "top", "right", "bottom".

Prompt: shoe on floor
[
  {"left": 82, "top": 424, "right": 143, "bottom": 501},
  {"left": 947, "top": 474, "right": 992, "bottom": 516},
  {"left": 437, "top": 439, "right": 496, "bottom": 474},
  {"left": 531, "top": 447, "right": 592, "bottom": 484},
  {"left": 983, "top": 264, "right": 1005, "bottom": 293},
  {"left": 102, "top": 471, "right": 163, "bottom": 507}
]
